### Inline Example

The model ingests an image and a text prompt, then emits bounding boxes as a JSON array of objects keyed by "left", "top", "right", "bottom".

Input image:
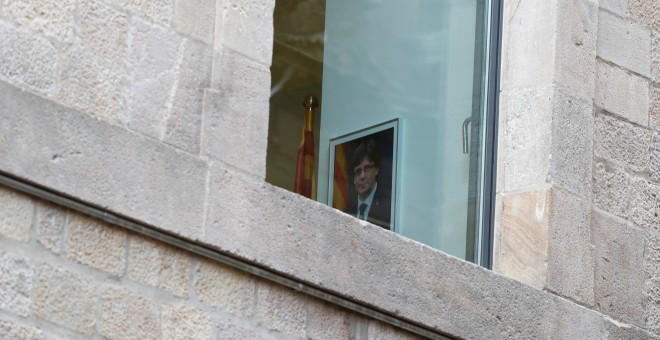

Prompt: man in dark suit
[{"left": 345, "top": 139, "right": 391, "bottom": 230}]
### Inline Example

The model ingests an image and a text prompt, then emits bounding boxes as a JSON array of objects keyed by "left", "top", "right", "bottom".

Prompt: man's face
[{"left": 353, "top": 157, "right": 378, "bottom": 199}]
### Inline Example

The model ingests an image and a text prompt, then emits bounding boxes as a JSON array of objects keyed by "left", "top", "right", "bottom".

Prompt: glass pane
[{"left": 268, "top": 0, "right": 494, "bottom": 263}]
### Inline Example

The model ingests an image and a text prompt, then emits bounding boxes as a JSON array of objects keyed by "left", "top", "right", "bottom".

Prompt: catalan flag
[
  {"left": 294, "top": 95, "right": 316, "bottom": 198},
  {"left": 332, "top": 143, "right": 349, "bottom": 211}
]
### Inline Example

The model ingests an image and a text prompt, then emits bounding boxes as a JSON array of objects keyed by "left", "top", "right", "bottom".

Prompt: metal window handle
[{"left": 462, "top": 117, "right": 472, "bottom": 154}]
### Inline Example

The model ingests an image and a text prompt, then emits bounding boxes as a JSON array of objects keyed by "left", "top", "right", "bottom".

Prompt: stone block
[
  {"left": 162, "top": 304, "right": 213, "bottom": 340},
  {"left": 126, "top": 18, "right": 181, "bottom": 139},
  {"left": 629, "top": 176, "right": 660, "bottom": 230},
  {"left": 218, "top": 0, "right": 275, "bottom": 65},
  {"left": 307, "top": 300, "right": 353, "bottom": 340},
  {"left": 499, "top": 0, "right": 556, "bottom": 91},
  {"left": 499, "top": 87, "right": 553, "bottom": 191},
  {"left": 645, "top": 232, "right": 660, "bottom": 332},
  {"left": 555, "top": 0, "right": 598, "bottom": 100},
  {"left": 594, "top": 113, "right": 652, "bottom": 173},
  {"left": 648, "top": 87, "right": 660, "bottom": 132},
  {"left": 605, "top": 321, "right": 657, "bottom": 340},
  {"left": 494, "top": 188, "right": 549, "bottom": 289},
  {"left": 193, "top": 259, "right": 255, "bottom": 317},
  {"left": 0, "top": 186, "right": 33, "bottom": 242},
  {"left": 5, "top": 0, "right": 75, "bottom": 43},
  {"left": 163, "top": 39, "right": 213, "bottom": 154},
  {"left": 598, "top": 10, "right": 652, "bottom": 77},
  {"left": 35, "top": 202, "right": 66, "bottom": 254},
  {"left": 174, "top": 0, "right": 214, "bottom": 44},
  {"left": 202, "top": 49, "right": 269, "bottom": 177},
  {"left": 128, "top": 235, "right": 190, "bottom": 298},
  {"left": 0, "top": 320, "right": 45, "bottom": 340},
  {"left": 600, "top": 0, "right": 629, "bottom": 17},
  {"left": 0, "top": 80, "right": 208, "bottom": 239},
  {"left": 255, "top": 283, "right": 307, "bottom": 337},
  {"left": 79, "top": 0, "right": 128, "bottom": 67},
  {"left": 58, "top": 50, "right": 127, "bottom": 124},
  {"left": 66, "top": 213, "right": 127, "bottom": 276},
  {"left": 547, "top": 189, "right": 595, "bottom": 306},
  {"left": 651, "top": 133, "right": 660, "bottom": 183},
  {"left": 0, "top": 250, "right": 33, "bottom": 316},
  {"left": 593, "top": 162, "right": 630, "bottom": 218},
  {"left": 368, "top": 321, "right": 423, "bottom": 340},
  {"left": 106, "top": 0, "right": 174, "bottom": 26},
  {"left": 630, "top": 0, "right": 660, "bottom": 31},
  {"left": 0, "top": 22, "right": 57, "bottom": 94},
  {"left": 592, "top": 212, "right": 645, "bottom": 326},
  {"left": 98, "top": 285, "right": 160, "bottom": 340},
  {"left": 551, "top": 89, "right": 594, "bottom": 195},
  {"left": 595, "top": 61, "right": 650, "bottom": 127},
  {"left": 653, "top": 30, "right": 660, "bottom": 83},
  {"left": 215, "top": 317, "right": 277, "bottom": 340},
  {"left": 33, "top": 263, "right": 96, "bottom": 335}
]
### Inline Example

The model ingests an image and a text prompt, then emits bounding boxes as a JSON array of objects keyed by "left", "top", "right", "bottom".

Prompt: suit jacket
[{"left": 345, "top": 184, "right": 392, "bottom": 230}]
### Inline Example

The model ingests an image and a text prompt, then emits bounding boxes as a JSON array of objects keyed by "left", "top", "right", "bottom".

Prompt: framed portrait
[{"left": 328, "top": 119, "right": 399, "bottom": 231}]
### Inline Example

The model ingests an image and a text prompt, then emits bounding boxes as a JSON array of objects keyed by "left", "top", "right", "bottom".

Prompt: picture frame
[{"left": 328, "top": 119, "right": 399, "bottom": 231}]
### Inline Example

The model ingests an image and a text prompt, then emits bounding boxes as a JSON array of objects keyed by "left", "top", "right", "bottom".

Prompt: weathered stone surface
[
  {"left": 499, "top": 0, "right": 556, "bottom": 91},
  {"left": 555, "top": 0, "right": 597, "bottom": 100},
  {"left": 128, "top": 235, "right": 190, "bottom": 298},
  {"left": 203, "top": 49, "right": 270, "bottom": 178},
  {"left": 5, "top": 0, "right": 75, "bottom": 43},
  {"left": 494, "top": 189, "right": 549, "bottom": 289},
  {"left": 218, "top": 0, "right": 275, "bottom": 65},
  {"left": 592, "top": 212, "right": 645, "bottom": 326},
  {"left": 307, "top": 300, "right": 353, "bottom": 340},
  {"left": 0, "top": 250, "right": 32, "bottom": 316},
  {"left": 66, "top": 213, "right": 127, "bottom": 276},
  {"left": 594, "top": 113, "right": 652, "bottom": 172},
  {"left": 645, "top": 231, "right": 660, "bottom": 332},
  {"left": 162, "top": 304, "right": 213, "bottom": 340},
  {"left": 98, "top": 285, "right": 160, "bottom": 340},
  {"left": 215, "top": 317, "right": 277, "bottom": 340},
  {"left": 0, "top": 186, "right": 33, "bottom": 242},
  {"left": 193, "top": 259, "right": 255, "bottom": 317},
  {"left": 368, "top": 321, "right": 424, "bottom": 340},
  {"left": 630, "top": 0, "right": 660, "bottom": 31},
  {"left": 499, "top": 87, "right": 553, "bottom": 191},
  {"left": 174, "top": 0, "right": 215, "bottom": 44},
  {"left": 163, "top": 39, "right": 213, "bottom": 154},
  {"left": 593, "top": 162, "right": 630, "bottom": 218},
  {"left": 33, "top": 264, "right": 96, "bottom": 335},
  {"left": 605, "top": 321, "right": 657, "bottom": 340},
  {"left": 551, "top": 89, "right": 594, "bottom": 195},
  {"left": 600, "top": 0, "right": 629, "bottom": 17},
  {"left": 0, "top": 320, "right": 45, "bottom": 340},
  {"left": 58, "top": 50, "right": 127, "bottom": 124},
  {"left": 629, "top": 176, "right": 660, "bottom": 230},
  {"left": 0, "top": 80, "right": 208, "bottom": 239},
  {"left": 105, "top": 0, "right": 173, "bottom": 26},
  {"left": 35, "top": 202, "right": 66, "bottom": 254},
  {"left": 255, "top": 283, "right": 307, "bottom": 337},
  {"left": 651, "top": 133, "right": 660, "bottom": 183},
  {"left": 653, "top": 30, "right": 660, "bottom": 83},
  {"left": 0, "top": 22, "right": 57, "bottom": 94},
  {"left": 596, "top": 61, "right": 650, "bottom": 127},
  {"left": 127, "top": 18, "right": 182, "bottom": 140},
  {"left": 79, "top": 0, "right": 128, "bottom": 66},
  {"left": 648, "top": 87, "right": 660, "bottom": 133},
  {"left": 547, "top": 189, "right": 595, "bottom": 306},
  {"left": 598, "top": 10, "right": 652, "bottom": 77}
]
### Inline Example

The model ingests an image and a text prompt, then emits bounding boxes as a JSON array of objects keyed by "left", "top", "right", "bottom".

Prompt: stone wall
[
  {"left": 495, "top": 0, "right": 660, "bottom": 336},
  {"left": 0, "top": 185, "right": 420, "bottom": 340}
]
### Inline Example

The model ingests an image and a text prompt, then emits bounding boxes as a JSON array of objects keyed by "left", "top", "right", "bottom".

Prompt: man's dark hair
[{"left": 351, "top": 139, "right": 380, "bottom": 170}]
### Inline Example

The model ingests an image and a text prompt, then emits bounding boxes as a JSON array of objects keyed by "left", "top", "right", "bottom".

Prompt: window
[{"left": 267, "top": 0, "right": 501, "bottom": 267}]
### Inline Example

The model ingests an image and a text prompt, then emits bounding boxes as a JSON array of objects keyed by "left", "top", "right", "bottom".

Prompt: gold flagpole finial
[{"left": 303, "top": 95, "right": 319, "bottom": 110}]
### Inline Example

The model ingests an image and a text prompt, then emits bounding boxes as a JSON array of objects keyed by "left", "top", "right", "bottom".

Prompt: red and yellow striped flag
[
  {"left": 332, "top": 144, "right": 349, "bottom": 211},
  {"left": 294, "top": 96, "right": 316, "bottom": 198}
]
